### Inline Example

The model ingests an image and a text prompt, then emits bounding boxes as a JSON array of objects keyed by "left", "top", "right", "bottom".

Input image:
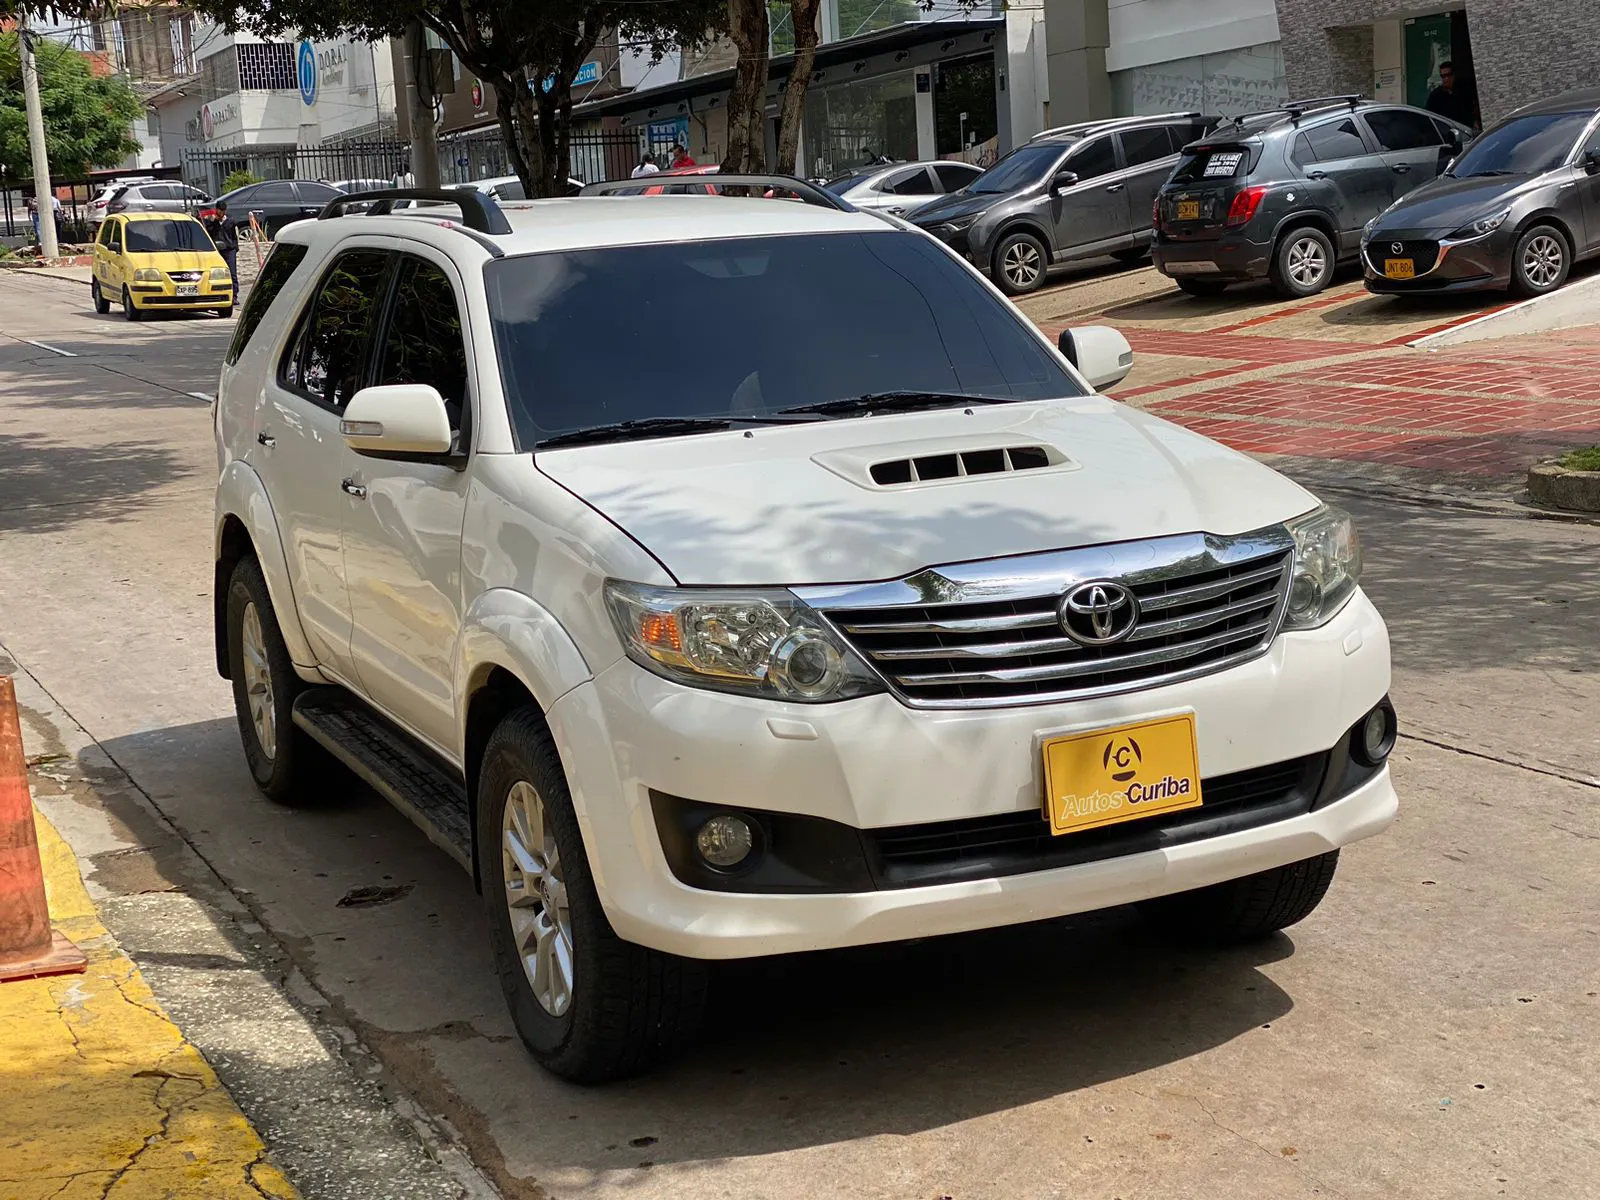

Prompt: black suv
[
  {"left": 1153, "top": 96, "right": 1474, "bottom": 298},
  {"left": 912, "top": 112, "right": 1218, "bottom": 295}
]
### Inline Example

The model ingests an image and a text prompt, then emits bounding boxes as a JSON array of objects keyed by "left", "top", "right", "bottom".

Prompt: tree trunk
[
  {"left": 774, "top": 0, "right": 820, "bottom": 176},
  {"left": 492, "top": 77, "right": 541, "bottom": 200},
  {"left": 722, "top": 0, "right": 770, "bottom": 173}
]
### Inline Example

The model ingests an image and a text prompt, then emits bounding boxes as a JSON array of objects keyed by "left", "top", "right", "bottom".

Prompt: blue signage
[
  {"left": 537, "top": 60, "right": 602, "bottom": 94},
  {"left": 297, "top": 40, "right": 318, "bottom": 106}
]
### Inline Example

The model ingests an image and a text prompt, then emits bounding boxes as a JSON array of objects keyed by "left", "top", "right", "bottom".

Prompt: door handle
[
  {"left": 1392, "top": 164, "right": 1411, "bottom": 174},
  {"left": 341, "top": 478, "right": 368, "bottom": 498},
  {"left": 256, "top": 431, "right": 275, "bottom": 447},
  {"left": 1306, "top": 170, "right": 1328, "bottom": 180},
  {"left": 1105, "top": 183, "right": 1125, "bottom": 193}
]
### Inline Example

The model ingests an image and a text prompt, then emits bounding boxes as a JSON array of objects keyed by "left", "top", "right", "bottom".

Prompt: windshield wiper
[
  {"left": 778, "top": 391, "right": 1015, "bottom": 419},
  {"left": 536, "top": 415, "right": 810, "bottom": 449},
  {"left": 1461, "top": 169, "right": 1518, "bottom": 177}
]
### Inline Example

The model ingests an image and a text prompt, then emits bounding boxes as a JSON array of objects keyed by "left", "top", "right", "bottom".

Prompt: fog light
[
  {"left": 695, "top": 813, "right": 755, "bottom": 869},
  {"left": 1355, "top": 700, "right": 1397, "bottom": 766}
]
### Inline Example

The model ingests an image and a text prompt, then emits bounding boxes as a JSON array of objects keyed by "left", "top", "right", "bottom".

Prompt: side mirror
[
  {"left": 1052, "top": 170, "right": 1079, "bottom": 193},
  {"left": 340, "top": 384, "right": 454, "bottom": 456},
  {"left": 1585, "top": 150, "right": 1600, "bottom": 176},
  {"left": 1058, "top": 325, "right": 1134, "bottom": 391}
]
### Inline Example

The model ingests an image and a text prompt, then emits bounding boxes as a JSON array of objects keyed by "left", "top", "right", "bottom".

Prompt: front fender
[
  {"left": 215, "top": 459, "right": 317, "bottom": 669},
  {"left": 454, "top": 588, "right": 595, "bottom": 737}
]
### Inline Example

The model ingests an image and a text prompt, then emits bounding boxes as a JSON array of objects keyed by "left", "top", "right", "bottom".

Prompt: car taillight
[
  {"left": 92, "top": 198, "right": 108, "bottom": 209},
  {"left": 1226, "top": 186, "right": 1268, "bottom": 227}
]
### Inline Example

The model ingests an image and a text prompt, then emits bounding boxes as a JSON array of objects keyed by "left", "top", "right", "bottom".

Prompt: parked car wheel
[
  {"left": 1176, "top": 277, "right": 1229, "bottom": 298},
  {"left": 1509, "top": 224, "right": 1570, "bottom": 298},
  {"left": 1141, "top": 851, "right": 1340, "bottom": 944},
  {"left": 90, "top": 279, "right": 110, "bottom": 314},
  {"left": 478, "top": 707, "right": 708, "bottom": 1083},
  {"left": 993, "top": 230, "right": 1050, "bottom": 296},
  {"left": 225, "top": 557, "right": 326, "bottom": 805},
  {"left": 216, "top": 304, "right": 235, "bottom": 319},
  {"left": 1270, "top": 226, "right": 1335, "bottom": 298},
  {"left": 121, "top": 285, "right": 143, "bottom": 321}
]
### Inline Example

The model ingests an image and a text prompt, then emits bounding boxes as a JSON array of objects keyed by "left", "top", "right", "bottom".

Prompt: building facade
[{"left": 1272, "top": 1, "right": 1596, "bottom": 127}]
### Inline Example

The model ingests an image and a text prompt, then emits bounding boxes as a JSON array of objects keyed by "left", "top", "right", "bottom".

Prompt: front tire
[
  {"left": 1509, "top": 224, "right": 1569, "bottom": 297},
  {"left": 1141, "top": 851, "right": 1340, "bottom": 944},
  {"left": 478, "top": 708, "right": 707, "bottom": 1083},
  {"left": 1270, "top": 226, "right": 1335, "bottom": 298},
  {"left": 225, "top": 557, "right": 322, "bottom": 805},
  {"left": 91, "top": 279, "right": 110, "bottom": 314},
  {"left": 1176, "top": 277, "right": 1229, "bottom": 297},
  {"left": 121, "top": 286, "right": 143, "bottom": 321},
  {"left": 993, "top": 230, "right": 1050, "bottom": 295}
]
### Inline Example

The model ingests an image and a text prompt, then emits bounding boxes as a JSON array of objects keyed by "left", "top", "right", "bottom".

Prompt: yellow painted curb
[{"left": 0, "top": 808, "right": 300, "bottom": 1200}]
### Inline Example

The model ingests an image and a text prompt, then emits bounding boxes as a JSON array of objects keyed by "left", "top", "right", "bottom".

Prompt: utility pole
[
  {"left": 19, "top": 22, "right": 60, "bottom": 259},
  {"left": 402, "top": 18, "right": 441, "bottom": 189}
]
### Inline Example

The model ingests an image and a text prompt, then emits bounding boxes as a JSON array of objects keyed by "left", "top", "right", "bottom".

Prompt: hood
[
  {"left": 1373, "top": 172, "right": 1549, "bottom": 236},
  {"left": 536, "top": 401, "right": 1318, "bottom": 586},
  {"left": 126, "top": 250, "right": 222, "bottom": 271},
  {"left": 911, "top": 189, "right": 1010, "bottom": 226}
]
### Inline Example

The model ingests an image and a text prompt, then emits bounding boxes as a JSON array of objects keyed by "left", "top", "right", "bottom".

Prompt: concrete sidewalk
[{"left": 0, "top": 789, "right": 298, "bottom": 1200}]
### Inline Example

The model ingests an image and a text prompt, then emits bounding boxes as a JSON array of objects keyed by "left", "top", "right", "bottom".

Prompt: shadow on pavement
[{"left": 0, "top": 428, "right": 191, "bottom": 534}]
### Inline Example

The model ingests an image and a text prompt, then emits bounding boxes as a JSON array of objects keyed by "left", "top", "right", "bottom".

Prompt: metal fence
[{"left": 2, "top": 167, "right": 186, "bottom": 245}]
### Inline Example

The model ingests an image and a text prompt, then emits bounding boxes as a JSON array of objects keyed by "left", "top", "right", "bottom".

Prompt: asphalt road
[{"left": 2, "top": 269, "right": 1597, "bottom": 1200}]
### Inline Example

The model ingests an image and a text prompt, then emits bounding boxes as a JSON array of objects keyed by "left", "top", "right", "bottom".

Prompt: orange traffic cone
[{"left": 0, "top": 674, "right": 86, "bottom": 983}]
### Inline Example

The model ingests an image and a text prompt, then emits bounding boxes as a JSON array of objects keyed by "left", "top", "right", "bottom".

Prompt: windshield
[
  {"left": 969, "top": 143, "right": 1069, "bottom": 194},
  {"left": 1450, "top": 111, "right": 1592, "bottom": 177},
  {"left": 124, "top": 220, "right": 215, "bottom": 253},
  {"left": 486, "top": 232, "right": 1083, "bottom": 447}
]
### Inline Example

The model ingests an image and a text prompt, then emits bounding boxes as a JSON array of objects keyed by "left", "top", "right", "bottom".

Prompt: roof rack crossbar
[
  {"left": 1229, "top": 94, "right": 1364, "bottom": 127},
  {"left": 1030, "top": 111, "right": 1203, "bottom": 141},
  {"left": 318, "top": 187, "right": 513, "bottom": 235},
  {"left": 580, "top": 173, "right": 854, "bottom": 211}
]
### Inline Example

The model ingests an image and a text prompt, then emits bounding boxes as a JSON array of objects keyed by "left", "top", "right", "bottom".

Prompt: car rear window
[
  {"left": 485, "top": 231, "right": 1084, "bottom": 447},
  {"left": 124, "top": 219, "right": 214, "bottom": 253},
  {"left": 1168, "top": 146, "right": 1251, "bottom": 183}
]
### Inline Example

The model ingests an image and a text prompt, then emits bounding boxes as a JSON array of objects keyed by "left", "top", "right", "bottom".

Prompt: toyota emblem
[
  {"left": 1058, "top": 581, "right": 1139, "bottom": 646},
  {"left": 1391, "top": 241, "right": 1404, "bottom": 254}
]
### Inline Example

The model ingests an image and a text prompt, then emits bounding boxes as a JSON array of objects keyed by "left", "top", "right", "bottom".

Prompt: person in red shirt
[{"left": 671, "top": 144, "right": 697, "bottom": 170}]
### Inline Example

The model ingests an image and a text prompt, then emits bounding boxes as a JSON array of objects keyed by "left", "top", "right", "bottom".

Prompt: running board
[{"left": 292, "top": 688, "right": 473, "bottom": 872}]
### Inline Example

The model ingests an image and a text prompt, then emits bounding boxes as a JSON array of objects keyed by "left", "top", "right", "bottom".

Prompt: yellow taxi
[{"left": 91, "top": 212, "right": 234, "bottom": 320}]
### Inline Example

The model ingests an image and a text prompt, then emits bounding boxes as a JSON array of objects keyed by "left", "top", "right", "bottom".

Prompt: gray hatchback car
[
  {"left": 912, "top": 112, "right": 1218, "bottom": 294},
  {"left": 1153, "top": 96, "right": 1473, "bottom": 298}
]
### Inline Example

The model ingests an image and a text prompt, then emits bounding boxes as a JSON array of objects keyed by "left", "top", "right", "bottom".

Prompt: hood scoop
[{"left": 812, "top": 434, "right": 1076, "bottom": 491}]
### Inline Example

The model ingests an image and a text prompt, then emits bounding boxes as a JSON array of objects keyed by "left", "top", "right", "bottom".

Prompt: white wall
[
  {"left": 203, "top": 90, "right": 302, "bottom": 149},
  {"left": 1006, "top": 4, "right": 1048, "bottom": 143},
  {"left": 1106, "top": 0, "right": 1280, "bottom": 72},
  {"left": 1372, "top": 19, "right": 1403, "bottom": 102}
]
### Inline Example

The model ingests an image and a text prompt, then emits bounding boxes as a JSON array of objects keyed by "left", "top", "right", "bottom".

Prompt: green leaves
[{"left": 0, "top": 31, "right": 142, "bottom": 181}]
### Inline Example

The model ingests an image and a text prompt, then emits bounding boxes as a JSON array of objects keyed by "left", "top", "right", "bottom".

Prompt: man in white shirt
[{"left": 630, "top": 153, "right": 660, "bottom": 179}]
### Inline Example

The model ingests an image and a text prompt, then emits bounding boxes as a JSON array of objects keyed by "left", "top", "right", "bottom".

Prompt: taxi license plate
[
  {"left": 1177, "top": 200, "right": 1201, "bottom": 221},
  {"left": 1042, "top": 714, "right": 1202, "bottom": 836},
  {"left": 1384, "top": 259, "right": 1415, "bottom": 280},
  {"left": 176, "top": 283, "right": 199, "bottom": 297}
]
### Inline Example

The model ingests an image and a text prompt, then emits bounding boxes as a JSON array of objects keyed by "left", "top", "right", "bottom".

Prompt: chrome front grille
[{"left": 804, "top": 529, "right": 1294, "bottom": 708}]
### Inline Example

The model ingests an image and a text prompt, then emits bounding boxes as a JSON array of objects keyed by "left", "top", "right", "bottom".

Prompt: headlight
[
  {"left": 946, "top": 213, "right": 979, "bottom": 231},
  {"left": 133, "top": 268, "right": 163, "bottom": 282},
  {"left": 210, "top": 266, "right": 232, "bottom": 283},
  {"left": 1363, "top": 217, "right": 1378, "bottom": 238},
  {"left": 1449, "top": 208, "right": 1510, "bottom": 239},
  {"left": 1282, "top": 505, "right": 1361, "bottom": 630},
  {"left": 603, "top": 581, "right": 884, "bottom": 702}
]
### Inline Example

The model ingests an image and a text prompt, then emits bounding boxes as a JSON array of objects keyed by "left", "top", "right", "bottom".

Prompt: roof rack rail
[
  {"left": 317, "top": 187, "right": 513, "bottom": 235},
  {"left": 1030, "top": 111, "right": 1202, "bottom": 141},
  {"left": 1231, "top": 94, "right": 1364, "bottom": 126},
  {"left": 580, "top": 173, "right": 854, "bottom": 211}
]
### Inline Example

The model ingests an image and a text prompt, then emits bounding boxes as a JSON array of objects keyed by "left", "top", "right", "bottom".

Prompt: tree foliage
[
  {"left": 0, "top": 31, "right": 142, "bottom": 181},
  {"left": 190, "top": 0, "right": 726, "bottom": 197}
]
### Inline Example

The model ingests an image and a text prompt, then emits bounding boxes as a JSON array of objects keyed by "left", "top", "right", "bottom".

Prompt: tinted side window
[
  {"left": 1120, "top": 126, "right": 1174, "bottom": 167},
  {"left": 108, "top": 222, "right": 123, "bottom": 252},
  {"left": 491, "top": 180, "right": 527, "bottom": 201},
  {"left": 1298, "top": 118, "right": 1369, "bottom": 164},
  {"left": 374, "top": 257, "right": 470, "bottom": 436},
  {"left": 227, "top": 243, "right": 307, "bottom": 365},
  {"left": 1432, "top": 117, "right": 1463, "bottom": 144},
  {"left": 254, "top": 182, "right": 297, "bottom": 202},
  {"left": 933, "top": 162, "right": 978, "bottom": 190},
  {"left": 281, "top": 251, "right": 390, "bottom": 410},
  {"left": 97, "top": 221, "right": 114, "bottom": 247},
  {"left": 1364, "top": 108, "right": 1443, "bottom": 151},
  {"left": 293, "top": 182, "right": 341, "bottom": 203},
  {"left": 1067, "top": 136, "right": 1116, "bottom": 181},
  {"left": 887, "top": 167, "right": 936, "bottom": 195},
  {"left": 1584, "top": 123, "right": 1600, "bottom": 157}
]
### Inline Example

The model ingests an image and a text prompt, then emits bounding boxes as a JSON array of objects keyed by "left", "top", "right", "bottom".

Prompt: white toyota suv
[{"left": 212, "top": 184, "right": 1397, "bottom": 1082}]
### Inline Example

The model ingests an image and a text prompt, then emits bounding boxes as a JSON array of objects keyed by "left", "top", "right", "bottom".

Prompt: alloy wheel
[
  {"left": 1522, "top": 234, "right": 1563, "bottom": 288},
  {"left": 1002, "top": 240, "right": 1042, "bottom": 289},
  {"left": 502, "top": 780, "right": 574, "bottom": 1017},
  {"left": 239, "top": 601, "right": 275, "bottom": 760},
  {"left": 1287, "top": 236, "right": 1327, "bottom": 289}
]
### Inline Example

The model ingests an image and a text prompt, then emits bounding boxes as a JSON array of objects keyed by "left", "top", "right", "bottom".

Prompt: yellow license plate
[
  {"left": 1384, "top": 258, "right": 1415, "bottom": 280},
  {"left": 1177, "top": 200, "right": 1201, "bottom": 220},
  {"left": 1042, "top": 714, "right": 1202, "bottom": 836}
]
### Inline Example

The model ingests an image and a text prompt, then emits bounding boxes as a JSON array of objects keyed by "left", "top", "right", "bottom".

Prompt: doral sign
[
  {"left": 200, "top": 99, "right": 240, "bottom": 140},
  {"left": 318, "top": 42, "right": 348, "bottom": 90},
  {"left": 297, "top": 39, "right": 317, "bottom": 106}
]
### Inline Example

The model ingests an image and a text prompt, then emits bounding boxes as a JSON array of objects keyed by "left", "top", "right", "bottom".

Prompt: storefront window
[
  {"left": 802, "top": 72, "right": 918, "bottom": 178},
  {"left": 1110, "top": 42, "right": 1287, "bottom": 121}
]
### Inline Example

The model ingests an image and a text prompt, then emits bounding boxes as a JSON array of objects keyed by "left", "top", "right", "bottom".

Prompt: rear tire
[
  {"left": 992, "top": 230, "right": 1050, "bottom": 295},
  {"left": 1176, "top": 277, "right": 1229, "bottom": 297},
  {"left": 1508, "top": 224, "right": 1569, "bottom": 298},
  {"left": 1141, "top": 851, "right": 1340, "bottom": 945},
  {"left": 121, "top": 285, "right": 143, "bottom": 321},
  {"left": 1270, "top": 226, "right": 1335, "bottom": 298},
  {"left": 478, "top": 707, "right": 707, "bottom": 1083},
  {"left": 216, "top": 304, "right": 235, "bottom": 319},
  {"left": 91, "top": 279, "right": 110, "bottom": 314}
]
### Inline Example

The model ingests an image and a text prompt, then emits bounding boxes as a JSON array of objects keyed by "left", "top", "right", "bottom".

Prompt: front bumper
[
  {"left": 1361, "top": 228, "right": 1513, "bottom": 294},
  {"left": 128, "top": 279, "right": 233, "bottom": 309},
  {"left": 547, "top": 589, "right": 1393, "bottom": 959},
  {"left": 1153, "top": 232, "right": 1273, "bottom": 281}
]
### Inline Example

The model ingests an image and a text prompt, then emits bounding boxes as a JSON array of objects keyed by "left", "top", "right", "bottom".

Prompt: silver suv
[
  {"left": 97, "top": 180, "right": 212, "bottom": 222},
  {"left": 911, "top": 112, "right": 1219, "bottom": 294}
]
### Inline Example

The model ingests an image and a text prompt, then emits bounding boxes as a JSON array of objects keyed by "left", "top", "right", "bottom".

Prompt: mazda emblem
[
  {"left": 1391, "top": 241, "right": 1404, "bottom": 254},
  {"left": 1059, "top": 581, "right": 1139, "bottom": 646}
]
